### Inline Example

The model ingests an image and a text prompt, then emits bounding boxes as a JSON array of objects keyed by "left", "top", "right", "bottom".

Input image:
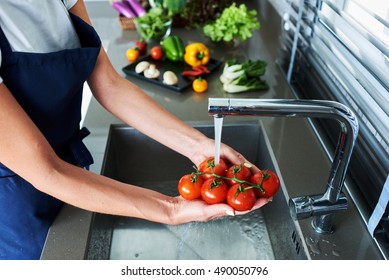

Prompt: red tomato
[
  {"left": 178, "top": 173, "right": 204, "bottom": 200},
  {"left": 150, "top": 46, "right": 163, "bottom": 60},
  {"left": 227, "top": 184, "right": 257, "bottom": 211},
  {"left": 250, "top": 170, "right": 280, "bottom": 198},
  {"left": 198, "top": 157, "right": 228, "bottom": 180},
  {"left": 201, "top": 178, "right": 228, "bottom": 204},
  {"left": 135, "top": 39, "right": 148, "bottom": 55},
  {"left": 225, "top": 164, "right": 252, "bottom": 186}
]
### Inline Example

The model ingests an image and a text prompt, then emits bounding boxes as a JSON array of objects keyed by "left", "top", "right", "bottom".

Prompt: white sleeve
[{"left": 63, "top": 0, "right": 78, "bottom": 10}]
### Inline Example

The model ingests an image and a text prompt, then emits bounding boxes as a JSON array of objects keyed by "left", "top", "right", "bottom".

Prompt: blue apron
[{"left": 0, "top": 13, "right": 101, "bottom": 259}]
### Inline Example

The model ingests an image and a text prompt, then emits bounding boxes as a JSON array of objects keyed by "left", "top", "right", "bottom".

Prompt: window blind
[{"left": 280, "top": 0, "right": 389, "bottom": 243}]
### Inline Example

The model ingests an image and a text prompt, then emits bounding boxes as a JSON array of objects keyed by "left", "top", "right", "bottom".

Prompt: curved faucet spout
[{"left": 208, "top": 98, "right": 359, "bottom": 234}]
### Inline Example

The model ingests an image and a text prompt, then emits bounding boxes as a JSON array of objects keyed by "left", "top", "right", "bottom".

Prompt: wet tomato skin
[
  {"left": 225, "top": 164, "right": 252, "bottom": 186},
  {"left": 198, "top": 157, "right": 228, "bottom": 180},
  {"left": 250, "top": 170, "right": 280, "bottom": 198},
  {"left": 227, "top": 184, "right": 257, "bottom": 211},
  {"left": 178, "top": 174, "right": 204, "bottom": 200},
  {"left": 201, "top": 178, "right": 228, "bottom": 204}
]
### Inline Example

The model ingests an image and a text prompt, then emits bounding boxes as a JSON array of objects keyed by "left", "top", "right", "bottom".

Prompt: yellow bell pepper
[{"left": 184, "top": 42, "right": 210, "bottom": 67}]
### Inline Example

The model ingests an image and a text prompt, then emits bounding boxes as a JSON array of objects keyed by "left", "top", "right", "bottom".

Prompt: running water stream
[{"left": 214, "top": 115, "right": 224, "bottom": 165}]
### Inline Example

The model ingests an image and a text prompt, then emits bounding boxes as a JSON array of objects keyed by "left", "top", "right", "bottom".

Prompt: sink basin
[{"left": 86, "top": 121, "right": 307, "bottom": 260}]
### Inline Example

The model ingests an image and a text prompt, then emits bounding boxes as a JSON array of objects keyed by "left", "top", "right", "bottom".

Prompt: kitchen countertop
[{"left": 40, "top": 0, "right": 385, "bottom": 260}]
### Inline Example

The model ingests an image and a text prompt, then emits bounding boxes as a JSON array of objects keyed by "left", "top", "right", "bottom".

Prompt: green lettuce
[{"left": 203, "top": 3, "right": 260, "bottom": 42}]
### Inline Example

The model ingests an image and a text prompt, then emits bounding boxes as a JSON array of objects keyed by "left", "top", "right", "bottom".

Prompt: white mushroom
[
  {"left": 163, "top": 71, "right": 178, "bottom": 86},
  {"left": 135, "top": 61, "right": 150, "bottom": 74},
  {"left": 143, "top": 64, "right": 160, "bottom": 79}
]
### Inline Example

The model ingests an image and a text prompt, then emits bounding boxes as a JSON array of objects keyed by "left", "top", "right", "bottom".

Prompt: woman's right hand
[{"left": 168, "top": 196, "right": 271, "bottom": 225}]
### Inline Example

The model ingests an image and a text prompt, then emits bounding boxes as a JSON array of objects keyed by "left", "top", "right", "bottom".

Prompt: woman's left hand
[
  {"left": 189, "top": 137, "right": 260, "bottom": 174},
  {"left": 169, "top": 195, "right": 270, "bottom": 224}
]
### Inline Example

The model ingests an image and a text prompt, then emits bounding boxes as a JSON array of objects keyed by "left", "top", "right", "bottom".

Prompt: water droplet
[
  {"left": 305, "top": 237, "right": 321, "bottom": 255},
  {"left": 332, "top": 249, "right": 341, "bottom": 257}
]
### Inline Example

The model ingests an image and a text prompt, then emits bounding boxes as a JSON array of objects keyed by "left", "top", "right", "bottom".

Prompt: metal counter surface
[{"left": 40, "top": 1, "right": 384, "bottom": 260}]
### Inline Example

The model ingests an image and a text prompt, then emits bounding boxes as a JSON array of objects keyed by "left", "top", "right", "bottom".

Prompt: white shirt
[{"left": 0, "top": 0, "right": 80, "bottom": 83}]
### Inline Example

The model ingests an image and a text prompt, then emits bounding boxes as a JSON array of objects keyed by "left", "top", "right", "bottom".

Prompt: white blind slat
[{"left": 282, "top": 0, "right": 389, "bottom": 161}]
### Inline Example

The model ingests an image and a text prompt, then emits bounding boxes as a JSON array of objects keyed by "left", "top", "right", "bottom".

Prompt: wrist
[{"left": 164, "top": 196, "right": 186, "bottom": 225}]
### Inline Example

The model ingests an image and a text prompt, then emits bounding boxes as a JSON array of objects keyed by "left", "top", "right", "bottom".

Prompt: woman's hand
[
  {"left": 169, "top": 195, "right": 271, "bottom": 224},
  {"left": 189, "top": 137, "right": 261, "bottom": 174}
]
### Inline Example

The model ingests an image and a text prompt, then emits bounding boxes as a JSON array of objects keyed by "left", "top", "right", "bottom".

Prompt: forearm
[
  {"left": 39, "top": 157, "right": 242, "bottom": 224},
  {"left": 87, "top": 49, "right": 209, "bottom": 164},
  {"left": 71, "top": 0, "right": 206, "bottom": 160},
  {"left": 87, "top": 48, "right": 258, "bottom": 170},
  {"left": 73, "top": 0, "right": 250, "bottom": 167},
  {"left": 0, "top": 83, "right": 178, "bottom": 224},
  {"left": 41, "top": 160, "right": 179, "bottom": 224}
]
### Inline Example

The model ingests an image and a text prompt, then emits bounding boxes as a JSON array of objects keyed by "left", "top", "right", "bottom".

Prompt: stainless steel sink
[{"left": 86, "top": 121, "right": 307, "bottom": 260}]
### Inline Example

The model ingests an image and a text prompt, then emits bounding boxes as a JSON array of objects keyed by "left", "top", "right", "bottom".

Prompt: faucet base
[
  {"left": 312, "top": 214, "right": 335, "bottom": 234},
  {"left": 289, "top": 193, "right": 347, "bottom": 234}
]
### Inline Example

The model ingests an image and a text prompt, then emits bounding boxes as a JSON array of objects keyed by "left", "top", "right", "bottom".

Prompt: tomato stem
[
  {"left": 191, "top": 165, "right": 265, "bottom": 193},
  {"left": 234, "top": 184, "right": 247, "bottom": 199}
]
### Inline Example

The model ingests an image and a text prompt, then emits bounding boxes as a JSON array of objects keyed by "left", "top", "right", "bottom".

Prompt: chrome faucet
[{"left": 208, "top": 98, "right": 359, "bottom": 234}]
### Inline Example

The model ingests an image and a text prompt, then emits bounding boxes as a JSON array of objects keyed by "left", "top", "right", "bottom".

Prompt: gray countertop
[{"left": 40, "top": 0, "right": 385, "bottom": 260}]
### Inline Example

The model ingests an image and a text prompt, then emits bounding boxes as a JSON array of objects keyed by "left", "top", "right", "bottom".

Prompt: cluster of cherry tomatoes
[
  {"left": 177, "top": 157, "right": 280, "bottom": 211},
  {"left": 126, "top": 38, "right": 164, "bottom": 62}
]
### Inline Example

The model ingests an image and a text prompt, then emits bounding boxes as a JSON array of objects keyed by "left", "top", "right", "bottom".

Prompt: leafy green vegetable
[
  {"left": 220, "top": 59, "right": 269, "bottom": 93},
  {"left": 163, "top": 0, "right": 186, "bottom": 16},
  {"left": 224, "top": 75, "right": 269, "bottom": 93},
  {"left": 135, "top": 7, "right": 171, "bottom": 41},
  {"left": 149, "top": 0, "right": 186, "bottom": 16},
  {"left": 241, "top": 60, "right": 267, "bottom": 77},
  {"left": 203, "top": 3, "right": 260, "bottom": 42},
  {"left": 180, "top": 0, "right": 230, "bottom": 28}
]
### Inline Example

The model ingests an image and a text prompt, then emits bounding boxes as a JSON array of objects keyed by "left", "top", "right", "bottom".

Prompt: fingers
[
  {"left": 243, "top": 161, "right": 260, "bottom": 174},
  {"left": 225, "top": 210, "right": 235, "bottom": 216},
  {"left": 234, "top": 198, "right": 271, "bottom": 216},
  {"left": 175, "top": 195, "right": 271, "bottom": 224},
  {"left": 220, "top": 145, "right": 261, "bottom": 173},
  {"left": 206, "top": 203, "right": 235, "bottom": 221},
  {"left": 207, "top": 197, "right": 271, "bottom": 219},
  {"left": 175, "top": 197, "right": 233, "bottom": 223},
  {"left": 223, "top": 146, "right": 246, "bottom": 165}
]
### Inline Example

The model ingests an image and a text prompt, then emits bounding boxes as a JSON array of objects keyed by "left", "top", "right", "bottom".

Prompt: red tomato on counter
[{"left": 150, "top": 46, "right": 163, "bottom": 60}]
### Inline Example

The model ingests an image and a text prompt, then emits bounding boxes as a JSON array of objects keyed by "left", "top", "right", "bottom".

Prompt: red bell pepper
[
  {"left": 182, "top": 65, "right": 210, "bottom": 77},
  {"left": 135, "top": 38, "right": 148, "bottom": 55}
]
